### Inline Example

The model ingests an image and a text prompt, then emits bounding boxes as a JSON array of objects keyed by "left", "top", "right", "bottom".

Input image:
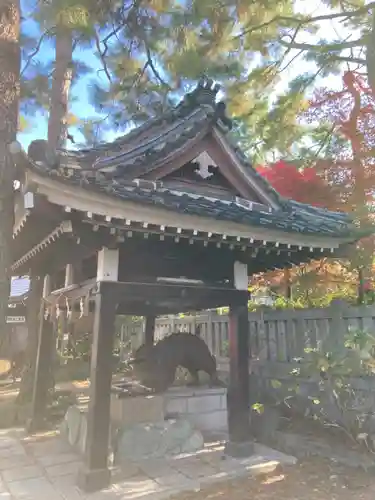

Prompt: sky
[{"left": 17, "top": 0, "right": 357, "bottom": 151}]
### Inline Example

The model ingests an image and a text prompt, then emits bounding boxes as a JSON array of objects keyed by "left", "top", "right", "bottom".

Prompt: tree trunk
[
  {"left": 366, "top": 9, "right": 375, "bottom": 94},
  {"left": 0, "top": 0, "right": 20, "bottom": 353},
  {"left": 47, "top": 27, "right": 73, "bottom": 156},
  {"left": 19, "top": 28, "right": 74, "bottom": 403},
  {"left": 16, "top": 274, "right": 43, "bottom": 404}
]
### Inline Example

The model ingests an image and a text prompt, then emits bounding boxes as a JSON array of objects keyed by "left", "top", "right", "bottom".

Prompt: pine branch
[
  {"left": 237, "top": 3, "right": 375, "bottom": 40},
  {"left": 279, "top": 37, "right": 364, "bottom": 52},
  {"left": 94, "top": 29, "right": 112, "bottom": 82},
  {"left": 144, "top": 45, "right": 171, "bottom": 90},
  {"left": 21, "top": 29, "right": 53, "bottom": 77},
  {"left": 327, "top": 56, "right": 366, "bottom": 65},
  {"left": 101, "top": 24, "right": 124, "bottom": 58}
]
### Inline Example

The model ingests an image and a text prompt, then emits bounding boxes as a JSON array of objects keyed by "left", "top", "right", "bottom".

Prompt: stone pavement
[{"left": 0, "top": 428, "right": 296, "bottom": 500}]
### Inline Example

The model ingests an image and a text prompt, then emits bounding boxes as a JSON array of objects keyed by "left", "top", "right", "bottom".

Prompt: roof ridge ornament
[
  {"left": 181, "top": 77, "right": 221, "bottom": 110},
  {"left": 179, "top": 77, "right": 232, "bottom": 131}
]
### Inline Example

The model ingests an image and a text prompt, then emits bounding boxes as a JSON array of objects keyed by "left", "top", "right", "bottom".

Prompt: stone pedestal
[
  {"left": 164, "top": 386, "right": 227, "bottom": 432},
  {"left": 110, "top": 392, "right": 164, "bottom": 428}
]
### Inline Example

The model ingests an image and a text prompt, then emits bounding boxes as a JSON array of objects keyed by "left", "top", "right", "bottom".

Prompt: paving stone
[
  {"left": 37, "top": 453, "right": 79, "bottom": 467},
  {"left": 50, "top": 474, "right": 83, "bottom": 500},
  {"left": 26, "top": 439, "right": 71, "bottom": 458},
  {"left": 111, "top": 488, "right": 190, "bottom": 500},
  {"left": 0, "top": 443, "right": 26, "bottom": 458},
  {"left": 0, "top": 429, "right": 25, "bottom": 441},
  {"left": 136, "top": 459, "right": 176, "bottom": 480},
  {"left": 0, "top": 454, "right": 33, "bottom": 471},
  {"left": 0, "top": 438, "right": 20, "bottom": 450},
  {"left": 8, "top": 477, "right": 63, "bottom": 499},
  {"left": 82, "top": 487, "right": 121, "bottom": 500},
  {"left": 253, "top": 443, "right": 297, "bottom": 466},
  {"left": 170, "top": 456, "right": 218, "bottom": 479},
  {"left": 2, "top": 465, "right": 44, "bottom": 483},
  {"left": 0, "top": 477, "right": 7, "bottom": 493},
  {"left": 114, "top": 474, "right": 163, "bottom": 498},
  {"left": 111, "top": 462, "right": 141, "bottom": 481},
  {"left": 45, "top": 461, "right": 82, "bottom": 478},
  {"left": 153, "top": 474, "right": 200, "bottom": 491}
]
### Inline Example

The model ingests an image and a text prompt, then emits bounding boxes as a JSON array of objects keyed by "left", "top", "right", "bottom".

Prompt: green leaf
[
  {"left": 251, "top": 403, "right": 264, "bottom": 414},
  {"left": 270, "top": 379, "right": 282, "bottom": 389}
]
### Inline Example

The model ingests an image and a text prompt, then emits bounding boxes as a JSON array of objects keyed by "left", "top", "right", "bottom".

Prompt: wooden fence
[{"left": 121, "top": 301, "right": 375, "bottom": 363}]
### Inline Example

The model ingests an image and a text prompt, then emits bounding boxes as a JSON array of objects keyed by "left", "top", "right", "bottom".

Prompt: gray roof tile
[{"left": 24, "top": 78, "right": 355, "bottom": 239}]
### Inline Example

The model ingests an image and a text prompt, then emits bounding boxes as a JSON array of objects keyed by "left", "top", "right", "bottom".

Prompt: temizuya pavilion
[{"left": 10, "top": 78, "right": 359, "bottom": 492}]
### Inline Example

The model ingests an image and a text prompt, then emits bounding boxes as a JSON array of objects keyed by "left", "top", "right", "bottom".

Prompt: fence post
[
  {"left": 328, "top": 299, "right": 347, "bottom": 350},
  {"left": 207, "top": 310, "right": 213, "bottom": 353}
]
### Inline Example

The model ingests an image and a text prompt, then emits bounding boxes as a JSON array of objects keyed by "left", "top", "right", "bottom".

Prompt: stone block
[
  {"left": 77, "top": 414, "right": 87, "bottom": 456},
  {"left": 188, "top": 410, "right": 227, "bottom": 432},
  {"left": 164, "top": 396, "right": 188, "bottom": 415},
  {"left": 114, "top": 419, "right": 204, "bottom": 463},
  {"left": 110, "top": 394, "right": 164, "bottom": 428},
  {"left": 186, "top": 394, "right": 222, "bottom": 414},
  {"left": 219, "top": 395, "right": 227, "bottom": 410}
]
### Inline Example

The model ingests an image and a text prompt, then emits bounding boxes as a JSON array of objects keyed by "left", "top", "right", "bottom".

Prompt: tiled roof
[
  {"left": 23, "top": 78, "right": 356, "bottom": 240},
  {"left": 29, "top": 164, "right": 354, "bottom": 237},
  {"left": 28, "top": 78, "right": 284, "bottom": 209},
  {"left": 10, "top": 276, "right": 30, "bottom": 298}
]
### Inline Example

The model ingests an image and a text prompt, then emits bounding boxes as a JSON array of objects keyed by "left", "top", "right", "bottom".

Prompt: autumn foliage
[
  {"left": 255, "top": 71, "right": 375, "bottom": 302},
  {"left": 307, "top": 71, "right": 375, "bottom": 213},
  {"left": 256, "top": 160, "right": 333, "bottom": 208}
]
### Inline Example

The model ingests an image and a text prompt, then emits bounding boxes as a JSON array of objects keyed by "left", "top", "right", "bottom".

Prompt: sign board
[{"left": 6, "top": 316, "right": 26, "bottom": 324}]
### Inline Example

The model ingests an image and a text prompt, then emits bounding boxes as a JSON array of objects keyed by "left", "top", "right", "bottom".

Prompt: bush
[{"left": 270, "top": 327, "right": 375, "bottom": 450}]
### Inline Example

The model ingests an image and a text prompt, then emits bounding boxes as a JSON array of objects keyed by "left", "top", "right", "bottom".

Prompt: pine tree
[
  {"left": 0, "top": 0, "right": 20, "bottom": 352},
  {"left": 17, "top": 0, "right": 119, "bottom": 402},
  {"left": 87, "top": 0, "right": 301, "bottom": 136},
  {"left": 230, "top": 2, "right": 375, "bottom": 161}
]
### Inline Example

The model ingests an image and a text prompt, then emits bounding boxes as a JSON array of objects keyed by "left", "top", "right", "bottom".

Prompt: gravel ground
[{"left": 171, "top": 458, "right": 375, "bottom": 500}]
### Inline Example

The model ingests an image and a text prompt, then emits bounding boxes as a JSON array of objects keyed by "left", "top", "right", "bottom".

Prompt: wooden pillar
[
  {"left": 225, "top": 261, "right": 253, "bottom": 457},
  {"left": 77, "top": 289, "right": 117, "bottom": 492},
  {"left": 27, "top": 275, "right": 54, "bottom": 433},
  {"left": 78, "top": 249, "right": 119, "bottom": 493},
  {"left": 144, "top": 315, "right": 155, "bottom": 347}
]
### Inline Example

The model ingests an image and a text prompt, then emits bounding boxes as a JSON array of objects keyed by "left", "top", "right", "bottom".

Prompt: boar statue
[{"left": 128, "top": 332, "right": 224, "bottom": 392}]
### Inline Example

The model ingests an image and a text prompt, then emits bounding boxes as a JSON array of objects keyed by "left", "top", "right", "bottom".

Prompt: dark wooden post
[
  {"left": 27, "top": 303, "right": 54, "bottom": 433},
  {"left": 77, "top": 285, "right": 117, "bottom": 493},
  {"left": 225, "top": 261, "right": 253, "bottom": 457},
  {"left": 144, "top": 315, "right": 155, "bottom": 347}
]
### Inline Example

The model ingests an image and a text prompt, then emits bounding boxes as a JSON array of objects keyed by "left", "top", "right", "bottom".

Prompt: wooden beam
[
  {"left": 97, "top": 247, "right": 119, "bottom": 281},
  {"left": 98, "top": 280, "right": 248, "bottom": 316}
]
